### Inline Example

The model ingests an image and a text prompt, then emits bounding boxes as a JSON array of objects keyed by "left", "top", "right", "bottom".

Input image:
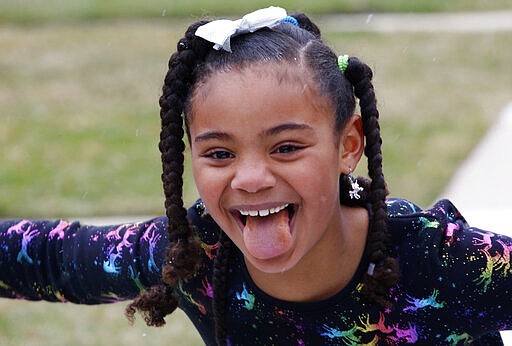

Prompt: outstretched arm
[{"left": 0, "top": 217, "right": 168, "bottom": 304}]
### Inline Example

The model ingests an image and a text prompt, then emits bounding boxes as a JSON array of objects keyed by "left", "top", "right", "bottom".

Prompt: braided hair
[
  {"left": 125, "top": 20, "right": 211, "bottom": 327},
  {"left": 126, "top": 11, "right": 400, "bottom": 345}
]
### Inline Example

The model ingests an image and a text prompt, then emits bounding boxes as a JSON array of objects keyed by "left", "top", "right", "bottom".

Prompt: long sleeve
[
  {"left": 389, "top": 198, "right": 512, "bottom": 338},
  {"left": 0, "top": 217, "right": 169, "bottom": 304},
  {"left": 427, "top": 200, "right": 512, "bottom": 331}
]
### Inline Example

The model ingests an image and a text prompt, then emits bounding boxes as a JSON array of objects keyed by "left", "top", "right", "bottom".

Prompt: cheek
[
  {"left": 290, "top": 157, "right": 340, "bottom": 203},
  {"left": 193, "top": 165, "right": 217, "bottom": 201},
  {"left": 192, "top": 163, "right": 230, "bottom": 222},
  {"left": 306, "top": 173, "right": 340, "bottom": 208}
]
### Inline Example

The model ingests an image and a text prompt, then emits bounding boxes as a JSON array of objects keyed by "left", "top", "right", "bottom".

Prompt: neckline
[
  {"left": 235, "top": 203, "right": 372, "bottom": 312},
  {"left": 237, "top": 248, "right": 369, "bottom": 312}
]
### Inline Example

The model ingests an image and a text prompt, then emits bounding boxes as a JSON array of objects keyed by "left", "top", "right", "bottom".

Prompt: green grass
[
  {"left": 0, "top": 0, "right": 511, "bottom": 24},
  {"left": 328, "top": 31, "right": 512, "bottom": 205},
  {"left": 2, "top": 21, "right": 511, "bottom": 218},
  {"left": 0, "top": 21, "right": 189, "bottom": 217},
  {"left": 0, "top": 19, "right": 512, "bottom": 344},
  {"left": 0, "top": 299, "right": 204, "bottom": 345}
]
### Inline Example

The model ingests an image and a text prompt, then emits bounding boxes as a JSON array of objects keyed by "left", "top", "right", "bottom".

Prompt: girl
[{"left": 0, "top": 7, "right": 511, "bottom": 345}]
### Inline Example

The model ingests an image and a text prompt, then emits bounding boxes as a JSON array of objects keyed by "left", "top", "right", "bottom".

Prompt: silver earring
[{"left": 348, "top": 168, "right": 363, "bottom": 200}]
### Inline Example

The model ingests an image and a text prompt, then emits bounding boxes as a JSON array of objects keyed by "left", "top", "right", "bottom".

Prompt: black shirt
[{"left": 0, "top": 198, "right": 510, "bottom": 345}]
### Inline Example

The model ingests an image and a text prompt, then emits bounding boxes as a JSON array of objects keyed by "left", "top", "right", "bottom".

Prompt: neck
[{"left": 245, "top": 205, "right": 369, "bottom": 302}]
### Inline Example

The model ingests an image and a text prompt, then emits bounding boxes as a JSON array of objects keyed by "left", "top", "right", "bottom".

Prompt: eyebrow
[
  {"left": 193, "top": 122, "right": 313, "bottom": 144},
  {"left": 263, "top": 123, "right": 313, "bottom": 137},
  {"left": 194, "top": 131, "right": 231, "bottom": 144}
]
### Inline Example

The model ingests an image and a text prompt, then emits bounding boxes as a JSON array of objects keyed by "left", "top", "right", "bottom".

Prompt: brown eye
[
  {"left": 275, "top": 144, "right": 301, "bottom": 154},
  {"left": 205, "top": 150, "right": 234, "bottom": 160}
]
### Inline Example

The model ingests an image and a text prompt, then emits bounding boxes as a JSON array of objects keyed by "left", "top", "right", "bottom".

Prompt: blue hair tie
[{"left": 280, "top": 16, "right": 299, "bottom": 27}]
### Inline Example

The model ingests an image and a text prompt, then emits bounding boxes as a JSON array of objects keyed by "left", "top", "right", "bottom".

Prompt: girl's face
[{"left": 189, "top": 64, "right": 362, "bottom": 275}]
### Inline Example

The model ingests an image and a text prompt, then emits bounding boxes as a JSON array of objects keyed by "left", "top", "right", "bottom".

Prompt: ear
[{"left": 338, "top": 115, "right": 364, "bottom": 173}]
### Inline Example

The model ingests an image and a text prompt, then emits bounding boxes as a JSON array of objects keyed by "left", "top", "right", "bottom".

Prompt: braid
[
  {"left": 290, "top": 12, "right": 321, "bottom": 38},
  {"left": 344, "top": 57, "right": 400, "bottom": 307},
  {"left": 212, "top": 231, "right": 234, "bottom": 346},
  {"left": 125, "top": 21, "right": 212, "bottom": 326}
]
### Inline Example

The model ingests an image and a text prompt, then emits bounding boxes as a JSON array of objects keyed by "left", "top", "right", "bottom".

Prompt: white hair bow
[{"left": 195, "top": 6, "right": 288, "bottom": 52}]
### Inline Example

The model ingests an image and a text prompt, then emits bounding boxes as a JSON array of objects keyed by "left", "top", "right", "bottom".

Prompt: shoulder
[
  {"left": 385, "top": 198, "right": 471, "bottom": 272},
  {"left": 187, "top": 198, "right": 222, "bottom": 244},
  {"left": 388, "top": 199, "right": 512, "bottom": 329},
  {"left": 386, "top": 198, "right": 469, "bottom": 239},
  {"left": 386, "top": 198, "right": 423, "bottom": 216},
  {"left": 180, "top": 200, "right": 220, "bottom": 323},
  {"left": 386, "top": 198, "right": 510, "bottom": 280},
  {"left": 386, "top": 198, "right": 466, "bottom": 223}
]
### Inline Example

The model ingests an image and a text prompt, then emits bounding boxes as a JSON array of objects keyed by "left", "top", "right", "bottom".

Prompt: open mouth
[
  {"left": 233, "top": 204, "right": 296, "bottom": 228},
  {"left": 233, "top": 203, "right": 297, "bottom": 260}
]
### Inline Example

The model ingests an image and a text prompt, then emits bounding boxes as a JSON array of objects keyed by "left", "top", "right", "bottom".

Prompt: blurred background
[{"left": 1, "top": 0, "right": 511, "bottom": 344}]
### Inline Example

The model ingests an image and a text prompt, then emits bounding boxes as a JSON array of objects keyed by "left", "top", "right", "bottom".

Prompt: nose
[{"left": 230, "top": 159, "right": 276, "bottom": 193}]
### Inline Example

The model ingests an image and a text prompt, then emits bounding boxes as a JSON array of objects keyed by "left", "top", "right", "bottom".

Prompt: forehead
[
  {"left": 187, "top": 63, "right": 338, "bottom": 144},
  {"left": 196, "top": 63, "right": 308, "bottom": 94},
  {"left": 188, "top": 63, "right": 329, "bottom": 121}
]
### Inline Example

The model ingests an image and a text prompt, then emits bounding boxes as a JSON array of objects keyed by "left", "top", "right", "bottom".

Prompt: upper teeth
[{"left": 240, "top": 204, "right": 289, "bottom": 217}]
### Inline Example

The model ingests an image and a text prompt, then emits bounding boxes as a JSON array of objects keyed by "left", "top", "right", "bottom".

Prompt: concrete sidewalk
[
  {"left": 320, "top": 10, "right": 512, "bottom": 33},
  {"left": 442, "top": 102, "right": 512, "bottom": 236},
  {"left": 442, "top": 102, "right": 512, "bottom": 344}
]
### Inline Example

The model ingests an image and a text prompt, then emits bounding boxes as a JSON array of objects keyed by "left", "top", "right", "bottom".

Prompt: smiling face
[{"left": 188, "top": 63, "right": 361, "bottom": 275}]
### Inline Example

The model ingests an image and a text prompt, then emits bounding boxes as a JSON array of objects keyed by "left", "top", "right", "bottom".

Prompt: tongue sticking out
[{"left": 243, "top": 208, "right": 293, "bottom": 260}]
